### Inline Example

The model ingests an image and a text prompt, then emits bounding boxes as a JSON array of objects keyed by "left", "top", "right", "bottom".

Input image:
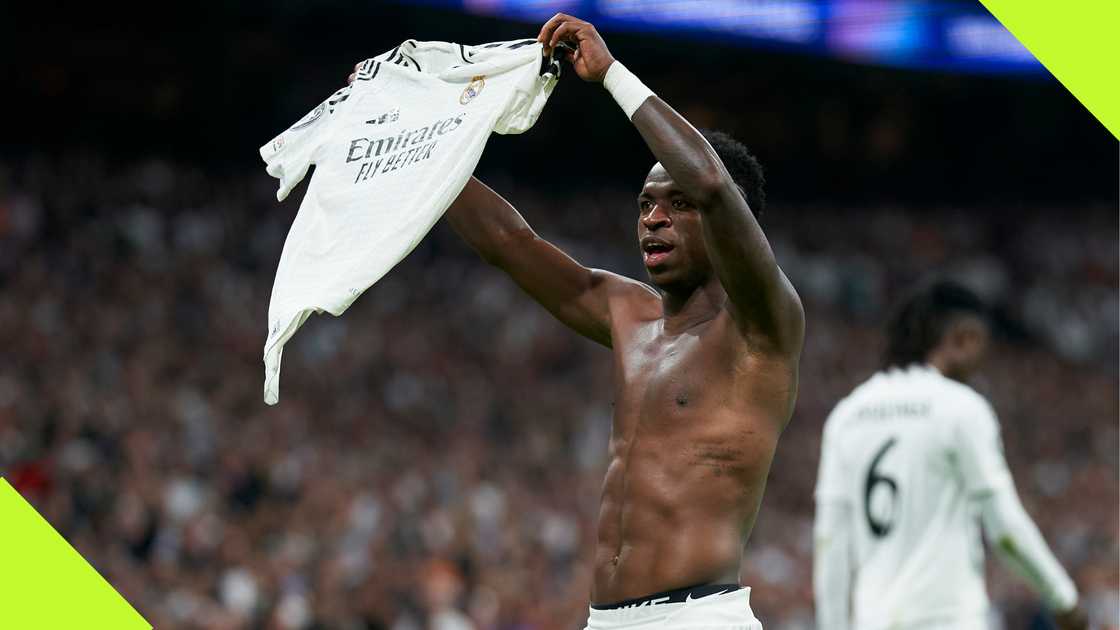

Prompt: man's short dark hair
[
  {"left": 701, "top": 129, "right": 766, "bottom": 218},
  {"left": 883, "top": 279, "right": 988, "bottom": 370}
]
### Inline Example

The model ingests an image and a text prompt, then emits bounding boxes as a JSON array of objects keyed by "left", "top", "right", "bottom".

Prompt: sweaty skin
[
  {"left": 387, "top": 14, "right": 803, "bottom": 605},
  {"left": 591, "top": 279, "right": 798, "bottom": 601}
]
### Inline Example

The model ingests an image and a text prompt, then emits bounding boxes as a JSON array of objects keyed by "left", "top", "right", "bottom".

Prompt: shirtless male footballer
[{"left": 352, "top": 13, "right": 804, "bottom": 629}]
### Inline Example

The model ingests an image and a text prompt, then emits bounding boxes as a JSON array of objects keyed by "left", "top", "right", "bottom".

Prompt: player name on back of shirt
[{"left": 855, "top": 400, "right": 932, "bottom": 421}]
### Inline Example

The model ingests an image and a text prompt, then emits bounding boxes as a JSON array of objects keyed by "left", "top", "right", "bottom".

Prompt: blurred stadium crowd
[{"left": 0, "top": 151, "right": 1116, "bottom": 630}]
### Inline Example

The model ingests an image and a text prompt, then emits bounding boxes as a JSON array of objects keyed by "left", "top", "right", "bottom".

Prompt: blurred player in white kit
[{"left": 813, "top": 280, "right": 1087, "bottom": 630}]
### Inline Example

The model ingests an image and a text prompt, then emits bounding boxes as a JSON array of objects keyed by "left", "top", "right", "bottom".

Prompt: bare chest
[{"left": 611, "top": 317, "right": 752, "bottom": 438}]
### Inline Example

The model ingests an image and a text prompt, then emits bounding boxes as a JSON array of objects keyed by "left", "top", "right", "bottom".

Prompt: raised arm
[
  {"left": 538, "top": 14, "right": 804, "bottom": 353},
  {"left": 445, "top": 177, "right": 653, "bottom": 347}
]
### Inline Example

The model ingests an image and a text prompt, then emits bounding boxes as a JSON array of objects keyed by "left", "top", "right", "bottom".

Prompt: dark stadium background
[{"left": 2, "top": 2, "right": 1117, "bottom": 629}]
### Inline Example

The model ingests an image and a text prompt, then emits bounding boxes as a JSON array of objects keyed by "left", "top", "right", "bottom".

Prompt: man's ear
[{"left": 946, "top": 324, "right": 969, "bottom": 356}]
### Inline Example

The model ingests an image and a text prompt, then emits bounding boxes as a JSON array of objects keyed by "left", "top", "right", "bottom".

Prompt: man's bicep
[
  {"left": 702, "top": 189, "right": 804, "bottom": 353},
  {"left": 499, "top": 234, "right": 631, "bottom": 347},
  {"left": 445, "top": 178, "right": 632, "bottom": 346}
]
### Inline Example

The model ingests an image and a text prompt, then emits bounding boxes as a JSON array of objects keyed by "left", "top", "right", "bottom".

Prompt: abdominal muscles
[{"left": 590, "top": 419, "right": 774, "bottom": 604}]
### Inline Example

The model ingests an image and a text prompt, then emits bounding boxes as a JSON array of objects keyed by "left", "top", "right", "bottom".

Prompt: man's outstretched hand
[
  {"left": 537, "top": 14, "right": 616, "bottom": 83},
  {"left": 342, "top": 15, "right": 615, "bottom": 84}
]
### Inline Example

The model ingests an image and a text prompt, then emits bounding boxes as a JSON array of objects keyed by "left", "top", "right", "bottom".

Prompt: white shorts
[{"left": 584, "top": 586, "right": 764, "bottom": 630}]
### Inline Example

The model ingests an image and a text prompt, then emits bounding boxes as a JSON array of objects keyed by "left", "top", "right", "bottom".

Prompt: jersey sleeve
[
  {"left": 951, "top": 394, "right": 1014, "bottom": 497},
  {"left": 979, "top": 483, "right": 1079, "bottom": 611},
  {"left": 814, "top": 500, "right": 853, "bottom": 630},
  {"left": 815, "top": 409, "right": 850, "bottom": 505},
  {"left": 259, "top": 88, "right": 347, "bottom": 201}
]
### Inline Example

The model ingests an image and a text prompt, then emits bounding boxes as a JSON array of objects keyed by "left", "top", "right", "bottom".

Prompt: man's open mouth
[{"left": 641, "top": 238, "right": 675, "bottom": 267}]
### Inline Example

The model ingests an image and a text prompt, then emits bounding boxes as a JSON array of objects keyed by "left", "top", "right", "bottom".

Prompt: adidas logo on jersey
[{"left": 366, "top": 108, "right": 400, "bottom": 125}]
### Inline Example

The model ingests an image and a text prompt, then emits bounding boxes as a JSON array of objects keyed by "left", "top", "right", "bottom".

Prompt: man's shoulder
[
  {"left": 902, "top": 371, "right": 999, "bottom": 441},
  {"left": 597, "top": 269, "right": 660, "bottom": 298},
  {"left": 593, "top": 269, "right": 661, "bottom": 316},
  {"left": 922, "top": 371, "right": 990, "bottom": 413}
]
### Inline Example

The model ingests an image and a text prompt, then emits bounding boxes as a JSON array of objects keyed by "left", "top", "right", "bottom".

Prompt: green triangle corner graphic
[
  {"left": 979, "top": 0, "right": 1120, "bottom": 140},
  {"left": 0, "top": 478, "right": 151, "bottom": 629}
]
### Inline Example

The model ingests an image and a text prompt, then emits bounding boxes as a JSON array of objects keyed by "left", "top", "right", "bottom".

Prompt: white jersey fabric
[
  {"left": 813, "top": 365, "right": 1076, "bottom": 630},
  {"left": 259, "top": 39, "right": 558, "bottom": 404},
  {"left": 583, "top": 588, "right": 763, "bottom": 630}
]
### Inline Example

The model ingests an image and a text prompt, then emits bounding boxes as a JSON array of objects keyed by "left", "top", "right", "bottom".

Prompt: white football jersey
[
  {"left": 815, "top": 365, "right": 1013, "bottom": 629},
  {"left": 259, "top": 39, "right": 559, "bottom": 404}
]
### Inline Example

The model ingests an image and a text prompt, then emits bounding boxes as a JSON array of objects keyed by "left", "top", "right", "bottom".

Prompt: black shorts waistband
[{"left": 591, "top": 583, "right": 742, "bottom": 610}]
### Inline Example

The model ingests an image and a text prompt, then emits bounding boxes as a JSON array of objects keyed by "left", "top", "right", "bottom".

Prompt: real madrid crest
[{"left": 460, "top": 75, "right": 486, "bottom": 105}]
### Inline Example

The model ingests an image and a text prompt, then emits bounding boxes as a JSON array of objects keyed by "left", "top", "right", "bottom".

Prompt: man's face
[
  {"left": 637, "top": 163, "right": 712, "bottom": 290},
  {"left": 943, "top": 316, "right": 991, "bottom": 381}
]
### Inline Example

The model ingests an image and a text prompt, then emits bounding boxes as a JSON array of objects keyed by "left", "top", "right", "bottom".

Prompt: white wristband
[{"left": 603, "top": 61, "right": 654, "bottom": 119}]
